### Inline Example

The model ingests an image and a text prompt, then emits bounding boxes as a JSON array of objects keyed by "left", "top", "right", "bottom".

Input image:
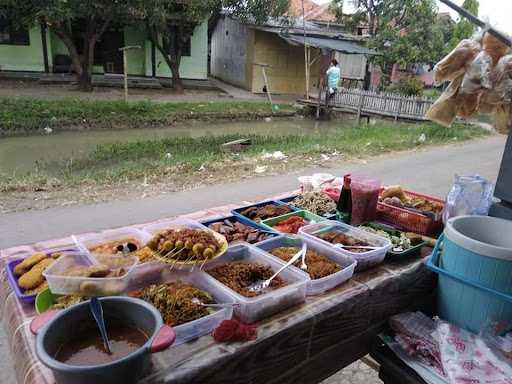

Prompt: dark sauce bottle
[{"left": 336, "top": 174, "right": 352, "bottom": 222}]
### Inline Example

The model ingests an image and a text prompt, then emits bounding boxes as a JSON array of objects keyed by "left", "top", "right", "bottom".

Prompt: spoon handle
[
  {"left": 90, "top": 298, "right": 112, "bottom": 354},
  {"left": 201, "top": 303, "right": 240, "bottom": 308},
  {"left": 268, "top": 243, "right": 307, "bottom": 282}
]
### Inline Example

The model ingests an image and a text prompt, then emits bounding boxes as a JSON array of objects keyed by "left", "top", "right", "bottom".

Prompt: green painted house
[{"left": 0, "top": 19, "right": 208, "bottom": 80}]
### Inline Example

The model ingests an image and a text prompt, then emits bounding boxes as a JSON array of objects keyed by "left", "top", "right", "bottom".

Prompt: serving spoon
[
  {"left": 248, "top": 243, "right": 307, "bottom": 294},
  {"left": 89, "top": 297, "right": 112, "bottom": 354},
  {"left": 334, "top": 244, "right": 380, "bottom": 251},
  {"left": 191, "top": 298, "right": 239, "bottom": 308}
]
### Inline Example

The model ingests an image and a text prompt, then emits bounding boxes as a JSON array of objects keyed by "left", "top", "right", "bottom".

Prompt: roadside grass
[
  {"left": 422, "top": 88, "right": 442, "bottom": 98},
  {"left": 0, "top": 98, "right": 295, "bottom": 134},
  {"left": 0, "top": 121, "right": 490, "bottom": 192}
]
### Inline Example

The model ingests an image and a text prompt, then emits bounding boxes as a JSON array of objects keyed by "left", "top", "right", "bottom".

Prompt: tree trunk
[
  {"left": 148, "top": 27, "right": 185, "bottom": 94},
  {"left": 368, "top": 0, "right": 376, "bottom": 36},
  {"left": 169, "top": 59, "right": 184, "bottom": 93},
  {"left": 51, "top": 26, "right": 83, "bottom": 78},
  {"left": 77, "top": 36, "right": 97, "bottom": 92}
]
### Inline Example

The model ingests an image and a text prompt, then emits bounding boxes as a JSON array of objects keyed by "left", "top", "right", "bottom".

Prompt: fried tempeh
[
  {"left": 18, "top": 258, "right": 55, "bottom": 290},
  {"left": 13, "top": 252, "right": 48, "bottom": 276}
]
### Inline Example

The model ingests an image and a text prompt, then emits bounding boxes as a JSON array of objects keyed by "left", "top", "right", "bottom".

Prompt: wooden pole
[
  {"left": 261, "top": 67, "right": 273, "bottom": 109},
  {"left": 119, "top": 45, "right": 141, "bottom": 102},
  {"left": 356, "top": 93, "right": 365, "bottom": 125},
  {"left": 302, "top": 0, "right": 309, "bottom": 100},
  {"left": 254, "top": 63, "right": 273, "bottom": 113},
  {"left": 123, "top": 50, "right": 128, "bottom": 102}
]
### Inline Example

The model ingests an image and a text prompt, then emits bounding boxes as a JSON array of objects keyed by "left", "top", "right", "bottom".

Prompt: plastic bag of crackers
[{"left": 427, "top": 30, "right": 512, "bottom": 133}]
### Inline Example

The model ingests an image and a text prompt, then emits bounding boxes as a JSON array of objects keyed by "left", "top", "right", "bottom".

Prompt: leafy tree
[
  {"left": 136, "top": 0, "right": 289, "bottom": 93},
  {"left": 329, "top": 0, "right": 344, "bottom": 24},
  {"left": 447, "top": 0, "right": 479, "bottom": 52},
  {"left": 349, "top": 0, "right": 386, "bottom": 36},
  {"left": 1, "top": 0, "right": 130, "bottom": 91},
  {"left": 368, "top": 0, "right": 443, "bottom": 85}
]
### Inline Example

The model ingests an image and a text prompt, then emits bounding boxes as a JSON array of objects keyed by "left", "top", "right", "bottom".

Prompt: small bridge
[{"left": 298, "top": 87, "right": 435, "bottom": 122}]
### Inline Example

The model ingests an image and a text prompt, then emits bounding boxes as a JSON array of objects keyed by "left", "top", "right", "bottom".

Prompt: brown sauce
[{"left": 54, "top": 321, "right": 148, "bottom": 366}]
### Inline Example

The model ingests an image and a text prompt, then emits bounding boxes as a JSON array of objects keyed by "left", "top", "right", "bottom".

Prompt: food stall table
[
  {"left": 0, "top": 204, "right": 436, "bottom": 384},
  {"left": 370, "top": 340, "right": 428, "bottom": 384}
]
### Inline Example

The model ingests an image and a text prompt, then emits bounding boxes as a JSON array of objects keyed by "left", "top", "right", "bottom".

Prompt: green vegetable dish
[{"left": 359, "top": 224, "right": 424, "bottom": 254}]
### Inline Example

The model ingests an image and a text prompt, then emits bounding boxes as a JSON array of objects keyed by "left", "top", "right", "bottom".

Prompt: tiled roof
[{"left": 287, "top": 0, "right": 336, "bottom": 22}]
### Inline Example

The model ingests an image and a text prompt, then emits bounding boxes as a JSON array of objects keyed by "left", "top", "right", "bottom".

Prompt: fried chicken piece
[
  {"left": 14, "top": 252, "right": 48, "bottom": 276},
  {"left": 483, "top": 32, "right": 512, "bottom": 65},
  {"left": 433, "top": 39, "right": 481, "bottom": 85},
  {"left": 426, "top": 75, "right": 463, "bottom": 126},
  {"left": 18, "top": 258, "right": 55, "bottom": 290},
  {"left": 456, "top": 92, "right": 482, "bottom": 118},
  {"left": 494, "top": 104, "right": 512, "bottom": 133}
]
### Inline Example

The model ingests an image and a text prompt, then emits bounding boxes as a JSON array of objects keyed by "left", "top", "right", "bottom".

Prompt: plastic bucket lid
[{"left": 445, "top": 215, "right": 512, "bottom": 261}]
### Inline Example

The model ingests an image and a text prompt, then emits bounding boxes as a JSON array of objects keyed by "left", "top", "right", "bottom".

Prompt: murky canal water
[{"left": 0, "top": 118, "right": 353, "bottom": 174}]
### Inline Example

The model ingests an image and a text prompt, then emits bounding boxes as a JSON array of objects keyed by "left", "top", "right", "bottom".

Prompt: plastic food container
[
  {"left": 377, "top": 190, "right": 445, "bottom": 236},
  {"left": 256, "top": 236, "right": 357, "bottom": 296},
  {"left": 277, "top": 194, "right": 337, "bottom": 218},
  {"left": 299, "top": 221, "right": 392, "bottom": 271},
  {"left": 260, "top": 210, "right": 326, "bottom": 234},
  {"left": 276, "top": 195, "right": 298, "bottom": 205},
  {"left": 359, "top": 222, "right": 426, "bottom": 261},
  {"left": 202, "top": 243, "right": 308, "bottom": 323},
  {"left": 75, "top": 228, "right": 152, "bottom": 255},
  {"left": 5, "top": 247, "right": 79, "bottom": 304},
  {"left": 127, "top": 269, "right": 235, "bottom": 346},
  {"left": 43, "top": 252, "right": 138, "bottom": 296},
  {"left": 201, "top": 215, "right": 279, "bottom": 245},
  {"left": 231, "top": 200, "right": 298, "bottom": 224}
]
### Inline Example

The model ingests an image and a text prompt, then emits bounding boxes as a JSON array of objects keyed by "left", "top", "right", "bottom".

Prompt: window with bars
[{"left": 0, "top": 17, "right": 30, "bottom": 45}]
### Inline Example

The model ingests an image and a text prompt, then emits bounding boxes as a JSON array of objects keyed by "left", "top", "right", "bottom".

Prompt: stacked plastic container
[
  {"left": 299, "top": 221, "right": 392, "bottom": 271},
  {"left": 200, "top": 214, "right": 279, "bottom": 245},
  {"left": 127, "top": 269, "right": 235, "bottom": 346},
  {"left": 256, "top": 235, "right": 357, "bottom": 296},
  {"left": 43, "top": 252, "right": 139, "bottom": 296},
  {"left": 201, "top": 243, "right": 309, "bottom": 323}
]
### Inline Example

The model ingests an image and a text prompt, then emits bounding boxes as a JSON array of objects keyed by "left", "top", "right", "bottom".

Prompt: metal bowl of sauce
[{"left": 32, "top": 297, "right": 175, "bottom": 384}]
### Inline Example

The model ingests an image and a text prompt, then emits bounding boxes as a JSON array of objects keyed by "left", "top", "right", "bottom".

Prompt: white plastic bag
[{"left": 443, "top": 175, "right": 494, "bottom": 224}]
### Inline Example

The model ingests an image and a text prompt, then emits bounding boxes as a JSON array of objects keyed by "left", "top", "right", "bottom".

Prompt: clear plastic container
[
  {"left": 75, "top": 227, "right": 152, "bottom": 255},
  {"left": 260, "top": 210, "right": 326, "bottom": 234},
  {"left": 43, "top": 252, "right": 138, "bottom": 296},
  {"left": 127, "top": 269, "right": 235, "bottom": 346},
  {"left": 299, "top": 221, "right": 392, "bottom": 271},
  {"left": 201, "top": 243, "right": 309, "bottom": 323},
  {"left": 256, "top": 235, "right": 357, "bottom": 295},
  {"left": 231, "top": 200, "right": 298, "bottom": 224},
  {"left": 200, "top": 215, "right": 279, "bottom": 245}
]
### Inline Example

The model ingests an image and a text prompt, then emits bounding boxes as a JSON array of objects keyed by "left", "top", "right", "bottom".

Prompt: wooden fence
[{"left": 310, "top": 87, "right": 435, "bottom": 122}]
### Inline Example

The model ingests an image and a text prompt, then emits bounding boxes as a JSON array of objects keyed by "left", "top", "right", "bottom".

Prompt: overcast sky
[{"left": 313, "top": 0, "right": 512, "bottom": 34}]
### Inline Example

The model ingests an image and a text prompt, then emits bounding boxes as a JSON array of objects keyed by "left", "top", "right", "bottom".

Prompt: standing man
[{"left": 326, "top": 58, "right": 341, "bottom": 100}]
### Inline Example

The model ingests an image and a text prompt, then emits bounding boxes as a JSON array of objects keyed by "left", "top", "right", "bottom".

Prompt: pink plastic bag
[{"left": 350, "top": 176, "right": 381, "bottom": 225}]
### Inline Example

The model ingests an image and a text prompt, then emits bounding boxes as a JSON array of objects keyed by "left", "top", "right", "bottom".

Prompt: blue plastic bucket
[{"left": 427, "top": 215, "right": 512, "bottom": 333}]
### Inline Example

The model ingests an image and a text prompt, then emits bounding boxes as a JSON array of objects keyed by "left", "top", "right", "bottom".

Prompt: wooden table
[
  {"left": 142, "top": 249, "right": 436, "bottom": 384},
  {"left": 0, "top": 204, "right": 436, "bottom": 384}
]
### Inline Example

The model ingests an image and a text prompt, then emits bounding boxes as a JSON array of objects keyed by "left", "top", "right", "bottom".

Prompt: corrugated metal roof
[{"left": 280, "top": 34, "right": 379, "bottom": 55}]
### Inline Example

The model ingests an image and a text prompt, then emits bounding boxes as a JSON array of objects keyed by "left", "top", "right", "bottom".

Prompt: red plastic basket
[{"left": 376, "top": 190, "right": 445, "bottom": 236}]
